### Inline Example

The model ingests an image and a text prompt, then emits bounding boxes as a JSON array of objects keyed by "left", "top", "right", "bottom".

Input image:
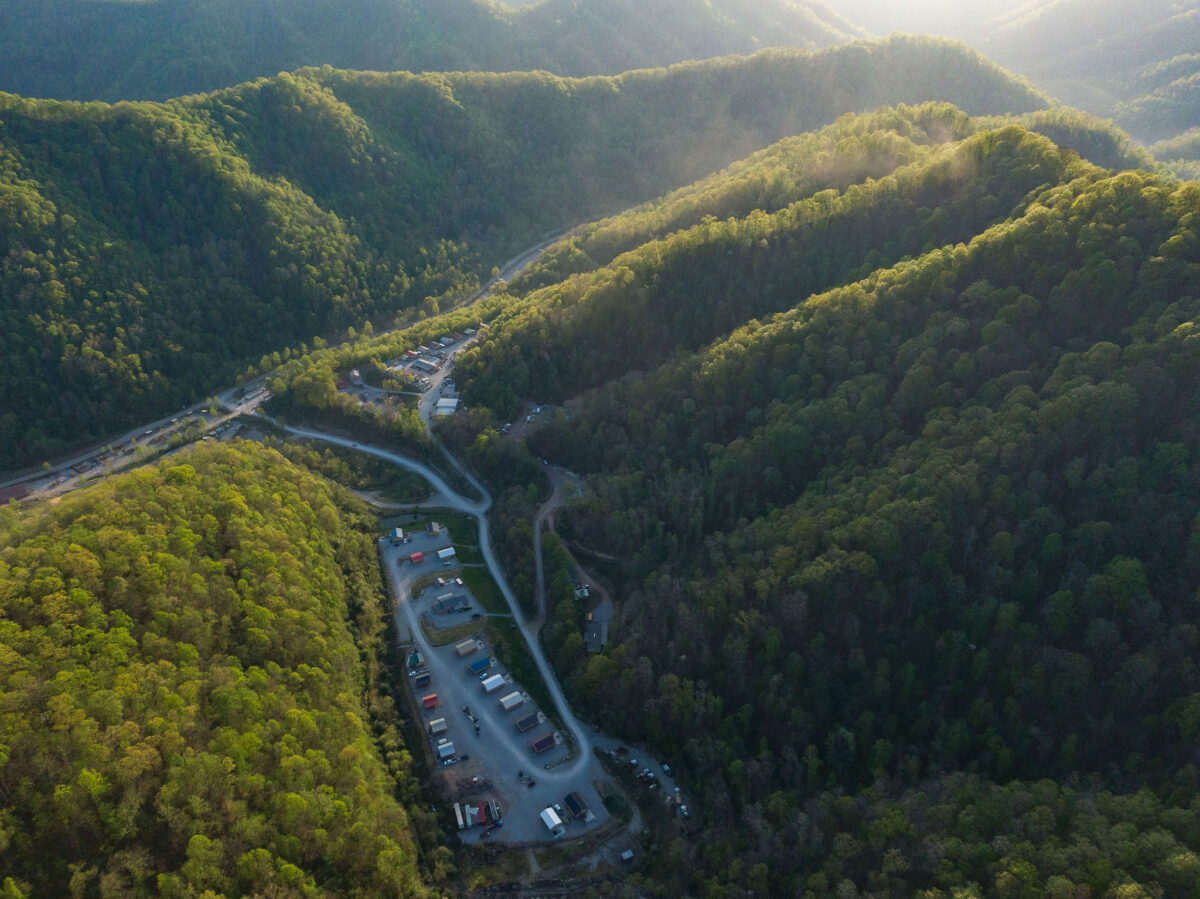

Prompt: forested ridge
[
  {"left": 0, "top": 37, "right": 1048, "bottom": 472},
  {"left": 0, "top": 442, "right": 438, "bottom": 897},
  {"left": 0, "top": 0, "right": 861, "bottom": 102},
  {"left": 414, "top": 106, "right": 1200, "bottom": 893},
  {"left": 459, "top": 106, "right": 1153, "bottom": 413}
]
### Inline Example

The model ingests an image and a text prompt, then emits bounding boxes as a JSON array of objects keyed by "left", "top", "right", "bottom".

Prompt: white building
[{"left": 539, "top": 807, "right": 565, "bottom": 838}]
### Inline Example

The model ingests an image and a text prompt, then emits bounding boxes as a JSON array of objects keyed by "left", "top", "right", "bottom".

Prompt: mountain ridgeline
[
  {"left": 406, "top": 105, "right": 1200, "bottom": 894},
  {"left": 1, "top": 0, "right": 863, "bottom": 102},
  {"left": 0, "top": 37, "right": 1049, "bottom": 472}
]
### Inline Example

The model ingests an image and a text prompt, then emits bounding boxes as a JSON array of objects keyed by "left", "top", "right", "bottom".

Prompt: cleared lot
[{"left": 381, "top": 525, "right": 606, "bottom": 844}]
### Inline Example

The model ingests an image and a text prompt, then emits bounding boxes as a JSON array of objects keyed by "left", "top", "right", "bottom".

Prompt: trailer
[
  {"left": 422, "top": 693, "right": 439, "bottom": 710},
  {"left": 428, "top": 717, "right": 447, "bottom": 736},
  {"left": 455, "top": 799, "right": 500, "bottom": 829},
  {"left": 468, "top": 657, "right": 491, "bottom": 675},
  {"left": 515, "top": 712, "right": 540, "bottom": 733},
  {"left": 531, "top": 733, "right": 556, "bottom": 754},
  {"left": 456, "top": 801, "right": 486, "bottom": 828},
  {"left": 480, "top": 674, "right": 506, "bottom": 694},
  {"left": 455, "top": 639, "right": 478, "bottom": 658},
  {"left": 498, "top": 692, "right": 524, "bottom": 712}
]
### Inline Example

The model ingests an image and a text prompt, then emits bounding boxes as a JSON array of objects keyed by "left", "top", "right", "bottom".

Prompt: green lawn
[{"left": 458, "top": 566, "right": 507, "bottom": 614}]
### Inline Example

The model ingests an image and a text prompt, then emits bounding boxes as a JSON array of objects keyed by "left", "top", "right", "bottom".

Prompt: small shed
[
  {"left": 539, "top": 807, "right": 564, "bottom": 837},
  {"left": 414, "top": 673, "right": 431, "bottom": 689},
  {"left": 480, "top": 674, "right": 505, "bottom": 694},
  {"left": 409, "top": 551, "right": 424, "bottom": 564},
  {"left": 436, "top": 741, "right": 455, "bottom": 760},
  {"left": 498, "top": 692, "right": 524, "bottom": 712},
  {"left": 468, "top": 657, "right": 491, "bottom": 674},
  {"left": 531, "top": 733, "right": 556, "bottom": 754},
  {"left": 515, "top": 712, "right": 540, "bottom": 733},
  {"left": 455, "top": 639, "right": 478, "bottom": 658},
  {"left": 428, "top": 717, "right": 447, "bottom": 736},
  {"left": 436, "top": 547, "right": 457, "bottom": 562},
  {"left": 564, "top": 791, "right": 588, "bottom": 819}
]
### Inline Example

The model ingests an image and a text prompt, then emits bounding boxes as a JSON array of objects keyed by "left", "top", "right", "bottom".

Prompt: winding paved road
[{"left": 278, "top": 424, "right": 597, "bottom": 781}]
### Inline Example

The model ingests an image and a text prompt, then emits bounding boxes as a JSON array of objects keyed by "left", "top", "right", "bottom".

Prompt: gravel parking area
[{"left": 382, "top": 527, "right": 607, "bottom": 844}]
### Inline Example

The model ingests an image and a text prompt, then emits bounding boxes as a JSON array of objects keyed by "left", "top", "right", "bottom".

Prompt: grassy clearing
[
  {"left": 441, "top": 512, "right": 483, "bottom": 564},
  {"left": 458, "top": 566, "right": 508, "bottom": 614},
  {"left": 460, "top": 845, "right": 531, "bottom": 891},
  {"left": 421, "top": 615, "right": 481, "bottom": 647}
]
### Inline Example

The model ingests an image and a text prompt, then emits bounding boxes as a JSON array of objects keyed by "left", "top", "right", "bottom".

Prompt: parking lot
[{"left": 381, "top": 523, "right": 607, "bottom": 844}]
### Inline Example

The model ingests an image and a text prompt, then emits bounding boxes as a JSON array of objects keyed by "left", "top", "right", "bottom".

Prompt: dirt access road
[{"left": 531, "top": 466, "right": 614, "bottom": 645}]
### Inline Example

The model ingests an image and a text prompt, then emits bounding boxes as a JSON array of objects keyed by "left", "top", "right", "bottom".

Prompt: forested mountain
[
  {"left": 0, "top": 442, "right": 436, "bottom": 897},
  {"left": 0, "top": 37, "right": 1049, "bottom": 472},
  {"left": 826, "top": 0, "right": 1200, "bottom": 167},
  {"left": 0, "top": 0, "right": 860, "bottom": 101},
  {"left": 415, "top": 105, "right": 1200, "bottom": 893}
]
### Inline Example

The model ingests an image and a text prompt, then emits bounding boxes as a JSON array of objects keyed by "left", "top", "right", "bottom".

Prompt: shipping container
[
  {"left": 422, "top": 693, "right": 439, "bottom": 710},
  {"left": 409, "top": 551, "right": 424, "bottom": 564}
]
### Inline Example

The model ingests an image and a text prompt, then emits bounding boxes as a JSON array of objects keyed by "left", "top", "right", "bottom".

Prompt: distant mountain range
[
  {"left": 6, "top": 0, "right": 1194, "bottom": 167},
  {"left": 0, "top": 0, "right": 862, "bottom": 101},
  {"left": 826, "top": 0, "right": 1200, "bottom": 166}
]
